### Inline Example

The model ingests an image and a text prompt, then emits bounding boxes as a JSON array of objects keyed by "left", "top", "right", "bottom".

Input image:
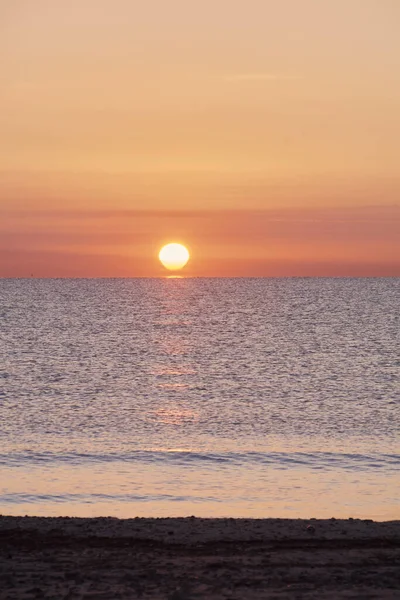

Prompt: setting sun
[{"left": 159, "top": 243, "right": 190, "bottom": 271}]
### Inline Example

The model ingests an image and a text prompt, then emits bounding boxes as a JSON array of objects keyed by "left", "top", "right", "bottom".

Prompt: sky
[{"left": 1, "top": 0, "right": 399, "bottom": 276}]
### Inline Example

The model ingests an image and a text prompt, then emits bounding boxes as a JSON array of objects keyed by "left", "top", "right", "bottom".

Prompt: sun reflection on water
[{"left": 152, "top": 407, "right": 199, "bottom": 425}]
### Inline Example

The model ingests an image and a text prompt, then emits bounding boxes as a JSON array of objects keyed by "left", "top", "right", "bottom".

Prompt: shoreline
[{"left": 1, "top": 516, "right": 399, "bottom": 598}]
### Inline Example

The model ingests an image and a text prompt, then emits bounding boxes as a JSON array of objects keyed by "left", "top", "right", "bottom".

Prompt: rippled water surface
[{"left": 1, "top": 278, "right": 399, "bottom": 519}]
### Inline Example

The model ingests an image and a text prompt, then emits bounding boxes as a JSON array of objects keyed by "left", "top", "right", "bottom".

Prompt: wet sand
[{"left": 0, "top": 516, "right": 399, "bottom": 599}]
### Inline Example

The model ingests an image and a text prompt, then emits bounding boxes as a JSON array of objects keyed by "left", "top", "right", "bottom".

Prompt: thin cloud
[
  {"left": 2, "top": 204, "right": 398, "bottom": 222},
  {"left": 223, "top": 73, "right": 301, "bottom": 82}
]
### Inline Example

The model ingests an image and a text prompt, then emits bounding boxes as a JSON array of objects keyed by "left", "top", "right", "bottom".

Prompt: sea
[{"left": 1, "top": 278, "right": 399, "bottom": 520}]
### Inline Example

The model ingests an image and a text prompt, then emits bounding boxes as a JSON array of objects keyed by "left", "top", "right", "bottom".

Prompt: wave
[
  {"left": 1, "top": 450, "right": 399, "bottom": 472},
  {"left": 0, "top": 492, "right": 218, "bottom": 504}
]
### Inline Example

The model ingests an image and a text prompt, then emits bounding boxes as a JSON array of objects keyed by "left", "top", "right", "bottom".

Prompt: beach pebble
[{"left": 307, "top": 525, "right": 316, "bottom": 534}]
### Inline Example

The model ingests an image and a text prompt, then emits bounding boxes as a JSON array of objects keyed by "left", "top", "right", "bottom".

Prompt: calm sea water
[{"left": 1, "top": 278, "right": 399, "bottom": 520}]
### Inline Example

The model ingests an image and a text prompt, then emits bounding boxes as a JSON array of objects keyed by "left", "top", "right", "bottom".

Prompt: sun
[{"left": 159, "top": 243, "right": 190, "bottom": 271}]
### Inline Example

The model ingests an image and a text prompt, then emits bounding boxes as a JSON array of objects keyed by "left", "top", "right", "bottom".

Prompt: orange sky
[{"left": 1, "top": 0, "right": 399, "bottom": 276}]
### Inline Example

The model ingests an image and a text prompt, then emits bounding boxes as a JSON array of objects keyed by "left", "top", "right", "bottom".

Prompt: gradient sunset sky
[{"left": 1, "top": 0, "right": 399, "bottom": 277}]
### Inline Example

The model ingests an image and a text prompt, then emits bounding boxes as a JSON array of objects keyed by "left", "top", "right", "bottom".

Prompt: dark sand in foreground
[{"left": 0, "top": 516, "right": 399, "bottom": 599}]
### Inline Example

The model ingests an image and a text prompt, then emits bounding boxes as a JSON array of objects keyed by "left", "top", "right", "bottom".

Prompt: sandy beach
[{"left": 0, "top": 516, "right": 399, "bottom": 599}]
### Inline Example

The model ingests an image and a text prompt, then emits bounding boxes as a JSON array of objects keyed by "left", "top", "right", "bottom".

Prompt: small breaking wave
[{"left": 1, "top": 450, "right": 398, "bottom": 472}]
